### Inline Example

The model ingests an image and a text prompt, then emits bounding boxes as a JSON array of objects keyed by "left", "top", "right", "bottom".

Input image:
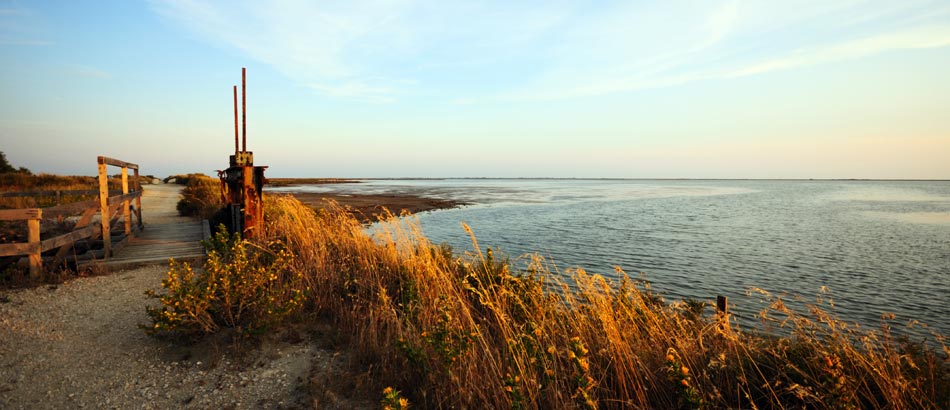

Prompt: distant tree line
[{"left": 0, "top": 151, "right": 32, "bottom": 175}]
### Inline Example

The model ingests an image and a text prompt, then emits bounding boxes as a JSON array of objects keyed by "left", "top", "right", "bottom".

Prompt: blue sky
[{"left": 1, "top": 0, "right": 949, "bottom": 178}]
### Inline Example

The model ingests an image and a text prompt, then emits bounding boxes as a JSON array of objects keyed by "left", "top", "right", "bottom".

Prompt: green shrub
[
  {"left": 144, "top": 228, "right": 307, "bottom": 339},
  {"left": 175, "top": 175, "right": 223, "bottom": 219}
]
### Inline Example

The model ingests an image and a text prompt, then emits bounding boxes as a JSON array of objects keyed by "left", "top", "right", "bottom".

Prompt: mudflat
[{"left": 287, "top": 191, "right": 463, "bottom": 222}]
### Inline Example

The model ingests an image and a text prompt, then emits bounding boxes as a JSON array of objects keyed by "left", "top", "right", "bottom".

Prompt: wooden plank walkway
[
  {"left": 81, "top": 184, "right": 207, "bottom": 271},
  {"left": 90, "top": 221, "right": 207, "bottom": 270}
]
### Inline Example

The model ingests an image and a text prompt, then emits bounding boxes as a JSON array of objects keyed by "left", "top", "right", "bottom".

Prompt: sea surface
[{"left": 274, "top": 179, "right": 950, "bottom": 338}]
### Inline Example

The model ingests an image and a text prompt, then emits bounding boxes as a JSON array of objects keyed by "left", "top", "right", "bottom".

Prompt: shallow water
[{"left": 281, "top": 179, "right": 950, "bottom": 338}]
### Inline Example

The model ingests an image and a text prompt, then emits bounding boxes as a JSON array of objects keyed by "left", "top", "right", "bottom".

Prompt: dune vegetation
[
  {"left": 171, "top": 174, "right": 224, "bottom": 220},
  {"left": 146, "top": 194, "right": 949, "bottom": 409}
]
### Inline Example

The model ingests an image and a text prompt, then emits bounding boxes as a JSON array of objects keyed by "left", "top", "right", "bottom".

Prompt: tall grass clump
[
  {"left": 175, "top": 174, "right": 224, "bottom": 219},
  {"left": 147, "top": 194, "right": 949, "bottom": 409}
]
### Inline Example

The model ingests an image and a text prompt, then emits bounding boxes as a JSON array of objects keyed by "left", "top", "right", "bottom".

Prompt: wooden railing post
[
  {"left": 133, "top": 168, "right": 143, "bottom": 228},
  {"left": 28, "top": 210, "right": 42, "bottom": 278},
  {"left": 98, "top": 159, "right": 111, "bottom": 257},
  {"left": 121, "top": 166, "right": 131, "bottom": 236}
]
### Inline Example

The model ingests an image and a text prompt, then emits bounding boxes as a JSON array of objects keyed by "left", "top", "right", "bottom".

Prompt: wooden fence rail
[{"left": 0, "top": 156, "right": 144, "bottom": 277}]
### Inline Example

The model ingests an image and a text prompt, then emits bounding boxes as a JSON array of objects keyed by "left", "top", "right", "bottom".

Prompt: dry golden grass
[
  {"left": 252, "top": 195, "right": 948, "bottom": 409},
  {"left": 175, "top": 175, "right": 223, "bottom": 219},
  {"left": 146, "top": 194, "right": 948, "bottom": 409}
]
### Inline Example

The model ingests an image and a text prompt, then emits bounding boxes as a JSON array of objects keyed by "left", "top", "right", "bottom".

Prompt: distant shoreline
[
  {"left": 267, "top": 179, "right": 463, "bottom": 222},
  {"left": 267, "top": 177, "right": 950, "bottom": 183}
]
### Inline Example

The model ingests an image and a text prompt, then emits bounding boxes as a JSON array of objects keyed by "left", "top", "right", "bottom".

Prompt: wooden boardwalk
[
  {"left": 81, "top": 184, "right": 207, "bottom": 271},
  {"left": 89, "top": 221, "right": 207, "bottom": 270}
]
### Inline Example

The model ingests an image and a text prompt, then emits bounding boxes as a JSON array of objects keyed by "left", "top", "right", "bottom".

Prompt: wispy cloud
[
  {"left": 0, "top": 4, "right": 52, "bottom": 46},
  {"left": 508, "top": 1, "right": 950, "bottom": 100},
  {"left": 149, "top": 0, "right": 950, "bottom": 102},
  {"left": 150, "top": 0, "right": 422, "bottom": 101},
  {"left": 69, "top": 64, "right": 112, "bottom": 80}
]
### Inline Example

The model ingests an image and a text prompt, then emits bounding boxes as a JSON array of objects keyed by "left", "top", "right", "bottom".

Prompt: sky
[{"left": 1, "top": 0, "right": 949, "bottom": 179}]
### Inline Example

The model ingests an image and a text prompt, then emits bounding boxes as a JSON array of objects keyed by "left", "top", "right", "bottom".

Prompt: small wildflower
[
  {"left": 383, "top": 387, "right": 394, "bottom": 395},
  {"left": 681, "top": 366, "right": 689, "bottom": 376}
]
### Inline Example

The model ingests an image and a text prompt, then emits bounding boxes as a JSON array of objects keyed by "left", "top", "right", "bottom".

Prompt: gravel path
[{"left": 0, "top": 184, "right": 369, "bottom": 409}]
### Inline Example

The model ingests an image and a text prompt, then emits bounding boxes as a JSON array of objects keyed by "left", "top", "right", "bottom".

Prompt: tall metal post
[
  {"left": 219, "top": 67, "right": 266, "bottom": 239},
  {"left": 233, "top": 85, "right": 239, "bottom": 155}
]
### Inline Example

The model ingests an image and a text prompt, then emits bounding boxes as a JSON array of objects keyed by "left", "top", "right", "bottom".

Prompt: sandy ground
[{"left": 0, "top": 184, "right": 371, "bottom": 409}]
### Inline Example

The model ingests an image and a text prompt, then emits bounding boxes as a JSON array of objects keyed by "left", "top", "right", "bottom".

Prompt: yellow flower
[
  {"left": 681, "top": 379, "right": 689, "bottom": 387},
  {"left": 547, "top": 346, "right": 556, "bottom": 355},
  {"left": 666, "top": 354, "right": 675, "bottom": 362},
  {"left": 398, "top": 398, "right": 409, "bottom": 407},
  {"left": 680, "top": 366, "right": 689, "bottom": 376},
  {"left": 383, "top": 387, "right": 394, "bottom": 395}
]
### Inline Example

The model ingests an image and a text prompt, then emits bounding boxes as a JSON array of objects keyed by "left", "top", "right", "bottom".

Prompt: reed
[{"left": 149, "top": 194, "right": 949, "bottom": 409}]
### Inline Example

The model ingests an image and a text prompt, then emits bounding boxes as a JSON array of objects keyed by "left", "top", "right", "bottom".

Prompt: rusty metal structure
[{"left": 219, "top": 67, "right": 266, "bottom": 239}]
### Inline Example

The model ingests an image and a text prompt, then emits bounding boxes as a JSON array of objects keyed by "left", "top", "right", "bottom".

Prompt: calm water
[{"left": 275, "top": 179, "right": 950, "bottom": 337}]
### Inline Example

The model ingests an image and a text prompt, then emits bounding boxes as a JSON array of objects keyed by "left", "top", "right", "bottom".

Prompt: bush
[
  {"left": 144, "top": 228, "right": 306, "bottom": 339},
  {"left": 176, "top": 175, "right": 223, "bottom": 219},
  {"left": 164, "top": 173, "right": 209, "bottom": 185}
]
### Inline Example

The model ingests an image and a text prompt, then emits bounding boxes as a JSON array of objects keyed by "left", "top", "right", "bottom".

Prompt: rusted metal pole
[
  {"left": 233, "top": 85, "right": 239, "bottom": 155},
  {"left": 242, "top": 67, "right": 247, "bottom": 152}
]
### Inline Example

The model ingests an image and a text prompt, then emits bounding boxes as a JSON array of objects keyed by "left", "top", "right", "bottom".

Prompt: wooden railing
[{"left": 0, "top": 156, "right": 144, "bottom": 277}]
